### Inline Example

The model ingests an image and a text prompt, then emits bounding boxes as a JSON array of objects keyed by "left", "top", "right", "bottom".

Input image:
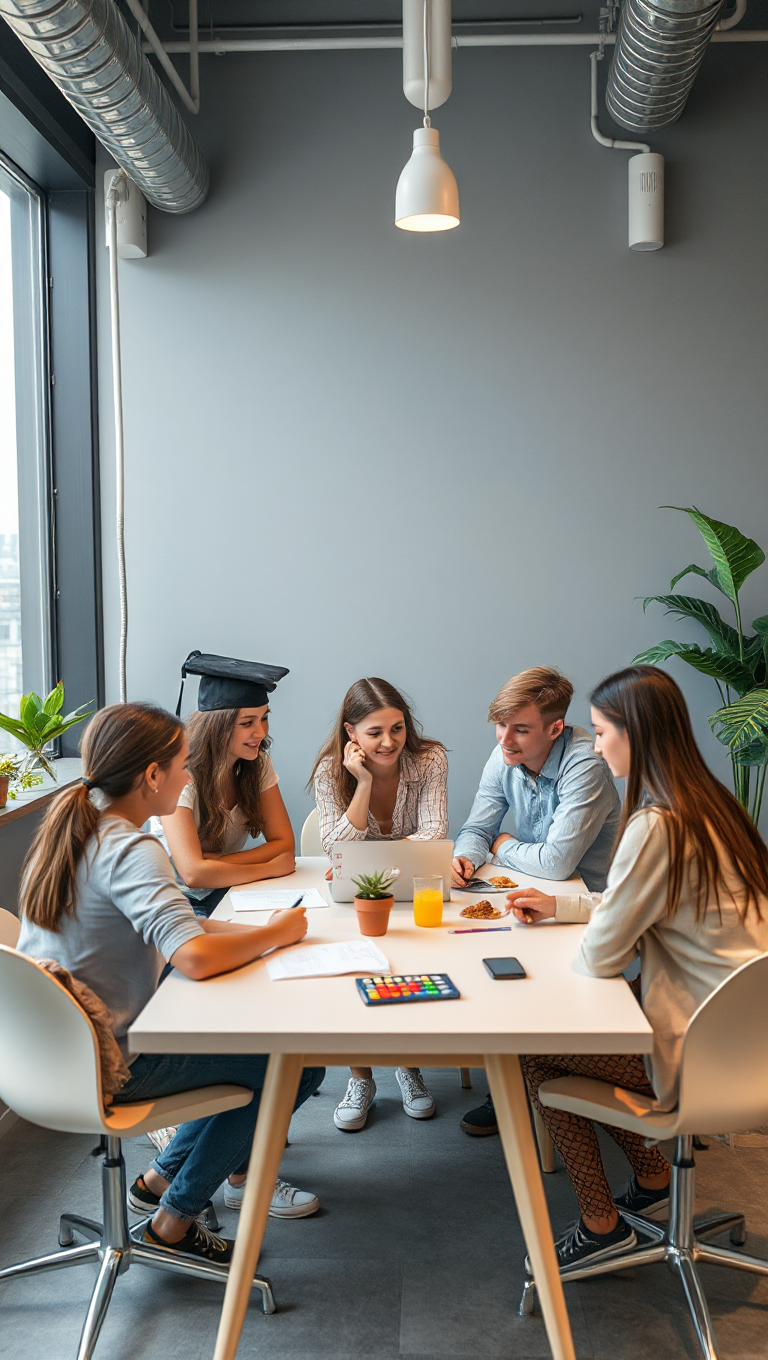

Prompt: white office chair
[
  {"left": 520, "top": 953, "right": 768, "bottom": 1359},
  {"left": 0, "top": 946, "right": 276, "bottom": 1359},
  {"left": 0, "top": 908, "right": 20, "bottom": 946},
  {"left": 300, "top": 807, "right": 323, "bottom": 856}
]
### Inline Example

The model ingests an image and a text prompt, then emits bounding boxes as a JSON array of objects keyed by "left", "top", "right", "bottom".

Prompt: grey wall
[{"left": 95, "top": 43, "right": 768, "bottom": 839}]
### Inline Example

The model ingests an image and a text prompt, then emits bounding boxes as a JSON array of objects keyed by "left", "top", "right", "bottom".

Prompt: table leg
[
  {"left": 485, "top": 1054, "right": 576, "bottom": 1360},
  {"left": 212, "top": 1052, "right": 305, "bottom": 1360}
]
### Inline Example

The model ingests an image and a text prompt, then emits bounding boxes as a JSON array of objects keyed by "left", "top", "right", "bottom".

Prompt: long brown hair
[
  {"left": 591, "top": 666, "right": 768, "bottom": 921},
  {"left": 309, "top": 677, "right": 445, "bottom": 812},
  {"left": 186, "top": 708, "right": 270, "bottom": 851},
  {"left": 21, "top": 703, "right": 184, "bottom": 932}
]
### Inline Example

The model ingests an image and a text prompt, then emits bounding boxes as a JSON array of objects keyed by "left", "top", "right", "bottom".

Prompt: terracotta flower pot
[
  {"left": 0, "top": 776, "right": 8, "bottom": 810},
  {"left": 353, "top": 894, "right": 393, "bottom": 938}
]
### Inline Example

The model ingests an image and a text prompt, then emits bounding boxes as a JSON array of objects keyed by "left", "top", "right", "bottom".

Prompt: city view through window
[{"left": 0, "top": 184, "right": 23, "bottom": 746}]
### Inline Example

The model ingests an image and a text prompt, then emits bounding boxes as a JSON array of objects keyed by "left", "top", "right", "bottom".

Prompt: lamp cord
[
  {"left": 105, "top": 173, "right": 128, "bottom": 704},
  {"left": 422, "top": 0, "right": 430, "bottom": 127}
]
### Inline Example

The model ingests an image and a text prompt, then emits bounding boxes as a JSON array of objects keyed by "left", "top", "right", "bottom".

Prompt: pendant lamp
[{"left": 395, "top": 0, "right": 460, "bottom": 232}]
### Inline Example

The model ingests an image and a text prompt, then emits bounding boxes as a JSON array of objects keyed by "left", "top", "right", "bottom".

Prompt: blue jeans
[{"left": 114, "top": 1053, "right": 325, "bottom": 1220}]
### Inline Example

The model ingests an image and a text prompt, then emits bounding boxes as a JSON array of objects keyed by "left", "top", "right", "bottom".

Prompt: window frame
[
  {"left": 0, "top": 150, "right": 55, "bottom": 726},
  {"left": 0, "top": 32, "right": 102, "bottom": 754}
]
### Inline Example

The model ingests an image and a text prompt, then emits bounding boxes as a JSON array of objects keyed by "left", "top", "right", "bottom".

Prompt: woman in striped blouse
[{"left": 311, "top": 677, "right": 448, "bottom": 1132}]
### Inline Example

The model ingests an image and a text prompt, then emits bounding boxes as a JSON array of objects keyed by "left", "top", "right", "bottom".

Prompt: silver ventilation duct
[
  {"left": 0, "top": 0, "right": 208, "bottom": 212},
  {"left": 606, "top": 0, "right": 724, "bottom": 131}
]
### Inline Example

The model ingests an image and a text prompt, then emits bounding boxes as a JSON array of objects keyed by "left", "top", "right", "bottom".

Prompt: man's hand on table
[
  {"left": 451, "top": 856, "right": 475, "bottom": 888},
  {"left": 507, "top": 887, "right": 557, "bottom": 924}
]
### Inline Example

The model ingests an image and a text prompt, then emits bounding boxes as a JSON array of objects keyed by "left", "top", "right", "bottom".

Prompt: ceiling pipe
[
  {"left": 606, "top": 0, "right": 726, "bottom": 131},
  {"left": 156, "top": 29, "right": 767, "bottom": 53},
  {"left": 0, "top": 0, "right": 208, "bottom": 213}
]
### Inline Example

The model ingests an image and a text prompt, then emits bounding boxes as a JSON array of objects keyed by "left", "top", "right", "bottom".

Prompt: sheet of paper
[
  {"left": 266, "top": 940, "right": 390, "bottom": 981},
  {"left": 230, "top": 888, "right": 328, "bottom": 913}
]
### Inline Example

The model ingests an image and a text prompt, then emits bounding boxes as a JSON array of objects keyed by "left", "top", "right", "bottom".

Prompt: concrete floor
[{"left": 0, "top": 1066, "right": 766, "bottom": 1360}]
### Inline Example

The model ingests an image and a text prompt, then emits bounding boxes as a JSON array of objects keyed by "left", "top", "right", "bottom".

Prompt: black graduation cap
[{"left": 176, "top": 651, "right": 289, "bottom": 715}]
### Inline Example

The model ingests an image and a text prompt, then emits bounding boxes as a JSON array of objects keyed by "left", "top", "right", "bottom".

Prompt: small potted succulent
[{"left": 351, "top": 868, "right": 400, "bottom": 937}]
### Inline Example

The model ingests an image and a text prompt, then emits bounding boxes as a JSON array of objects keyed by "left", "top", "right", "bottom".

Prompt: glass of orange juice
[{"left": 413, "top": 875, "right": 444, "bottom": 928}]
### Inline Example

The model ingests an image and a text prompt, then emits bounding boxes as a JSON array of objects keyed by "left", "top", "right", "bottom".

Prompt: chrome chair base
[
  {"left": 519, "top": 1135, "right": 768, "bottom": 1360},
  {"left": 0, "top": 1137, "right": 275, "bottom": 1360}
]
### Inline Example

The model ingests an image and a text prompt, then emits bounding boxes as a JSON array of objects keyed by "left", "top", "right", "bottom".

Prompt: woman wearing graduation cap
[{"left": 154, "top": 651, "right": 297, "bottom": 921}]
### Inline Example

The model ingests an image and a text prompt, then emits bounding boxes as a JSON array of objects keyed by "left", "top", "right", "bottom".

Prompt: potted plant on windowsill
[
  {"left": 0, "top": 681, "right": 94, "bottom": 786},
  {"left": 0, "top": 755, "right": 44, "bottom": 809},
  {"left": 351, "top": 869, "right": 400, "bottom": 938}
]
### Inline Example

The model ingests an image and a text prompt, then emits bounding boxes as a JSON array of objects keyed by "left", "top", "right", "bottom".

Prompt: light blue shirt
[{"left": 453, "top": 726, "right": 621, "bottom": 893}]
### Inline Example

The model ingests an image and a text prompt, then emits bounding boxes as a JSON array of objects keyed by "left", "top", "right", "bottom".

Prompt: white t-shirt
[{"left": 151, "top": 754, "right": 279, "bottom": 898}]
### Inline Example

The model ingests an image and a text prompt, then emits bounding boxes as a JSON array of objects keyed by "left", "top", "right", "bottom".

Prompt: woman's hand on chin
[
  {"left": 506, "top": 887, "right": 556, "bottom": 923},
  {"left": 343, "top": 740, "right": 372, "bottom": 785}
]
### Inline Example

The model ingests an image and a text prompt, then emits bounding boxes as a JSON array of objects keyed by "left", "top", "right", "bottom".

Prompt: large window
[{"left": 0, "top": 153, "right": 52, "bottom": 741}]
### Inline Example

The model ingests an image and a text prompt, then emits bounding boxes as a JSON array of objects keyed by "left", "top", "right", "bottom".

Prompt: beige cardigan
[{"left": 555, "top": 808, "right": 768, "bottom": 1110}]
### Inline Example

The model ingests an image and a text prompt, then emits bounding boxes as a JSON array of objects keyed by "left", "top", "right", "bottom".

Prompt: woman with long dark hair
[
  {"left": 311, "top": 677, "right": 448, "bottom": 1130},
  {"left": 18, "top": 702, "right": 324, "bottom": 1264},
  {"left": 507, "top": 666, "right": 768, "bottom": 1273}
]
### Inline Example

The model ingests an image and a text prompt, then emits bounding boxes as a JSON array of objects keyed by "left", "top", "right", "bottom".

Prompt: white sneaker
[
  {"left": 333, "top": 1076, "right": 376, "bottom": 1131},
  {"left": 224, "top": 1177, "right": 320, "bottom": 1218},
  {"left": 146, "top": 1126, "right": 178, "bottom": 1154},
  {"left": 395, "top": 1067, "right": 435, "bottom": 1119}
]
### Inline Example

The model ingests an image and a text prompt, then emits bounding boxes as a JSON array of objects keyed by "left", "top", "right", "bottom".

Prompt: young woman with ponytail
[
  {"left": 505, "top": 666, "right": 768, "bottom": 1275},
  {"left": 18, "top": 703, "right": 324, "bottom": 1265}
]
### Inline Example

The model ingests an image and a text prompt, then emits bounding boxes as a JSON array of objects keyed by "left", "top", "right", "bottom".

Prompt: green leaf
[
  {"left": 753, "top": 617, "right": 768, "bottom": 672},
  {"left": 733, "top": 737, "right": 768, "bottom": 767},
  {"left": 0, "top": 713, "right": 29, "bottom": 743},
  {"left": 663, "top": 507, "right": 765, "bottom": 606},
  {"left": 18, "top": 693, "right": 37, "bottom": 731},
  {"left": 42, "top": 682, "right": 64, "bottom": 717},
  {"left": 669, "top": 563, "right": 719, "bottom": 592},
  {"left": 709, "top": 689, "right": 768, "bottom": 751},
  {"left": 641, "top": 595, "right": 743, "bottom": 656},
  {"left": 632, "top": 640, "right": 754, "bottom": 692}
]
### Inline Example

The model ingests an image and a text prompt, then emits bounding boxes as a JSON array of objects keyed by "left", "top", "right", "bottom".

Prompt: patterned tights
[{"left": 521, "top": 1052, "right": 670, "bottom": 1221}]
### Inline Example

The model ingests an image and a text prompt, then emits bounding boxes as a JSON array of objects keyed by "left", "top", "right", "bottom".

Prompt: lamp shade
[{"left": 395, "top": 127, "right": 460, "bottom": 232}]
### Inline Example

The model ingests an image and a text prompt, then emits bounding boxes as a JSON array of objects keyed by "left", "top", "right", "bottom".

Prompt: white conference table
[{"left": 129, "top": 858, "right": 653, "bottom": 1360}]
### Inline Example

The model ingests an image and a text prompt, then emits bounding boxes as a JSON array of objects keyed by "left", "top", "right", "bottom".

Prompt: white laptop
[{"left": 331, "top": 839, "right": 454, "bottom": 903}]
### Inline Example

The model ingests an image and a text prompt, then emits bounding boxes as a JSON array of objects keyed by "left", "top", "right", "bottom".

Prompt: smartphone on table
[{"left": 483, "top": 957, "right": 527, "bottom": 981}]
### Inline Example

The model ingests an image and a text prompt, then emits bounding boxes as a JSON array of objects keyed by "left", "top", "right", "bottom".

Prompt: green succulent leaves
[
  {"left": 0, "top": 682, "right": 93, "bottom": 779},
  {"left": 351, "top": 869, "right": 398, "bottom": 900}
]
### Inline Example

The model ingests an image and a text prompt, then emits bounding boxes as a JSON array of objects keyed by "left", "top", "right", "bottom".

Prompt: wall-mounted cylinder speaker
[{"left": 628, "top": 153, "right": 664, "bottom": 252}]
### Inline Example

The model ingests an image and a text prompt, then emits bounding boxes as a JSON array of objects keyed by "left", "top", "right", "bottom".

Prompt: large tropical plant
[{"left": 634, "top": 507, "right": 768, "bottom": 826}]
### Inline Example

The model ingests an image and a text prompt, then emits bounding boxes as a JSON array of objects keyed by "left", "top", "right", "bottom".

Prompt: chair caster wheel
[
  {"left": 730, "top": 1223, "right": 747, "bottom": 1246},
  {"left": 519, "top": 1281, "right": 537, "bottom": 1317}
]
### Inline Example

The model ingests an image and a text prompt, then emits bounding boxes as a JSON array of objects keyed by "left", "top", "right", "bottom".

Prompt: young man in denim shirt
[{"left": 452, "top": 667, "right": 621, "bottom": 1136}]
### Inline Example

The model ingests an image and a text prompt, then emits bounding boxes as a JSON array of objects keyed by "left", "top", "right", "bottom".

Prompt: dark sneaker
[
  {"left": 526, "top": 1216, "right": 637, "bottom": 1275},
  {"left": 460, "top": 1093, "right": 498, "bottom": 1136},
  {"left": 129, "top": 1176, "right": 218, "bottom": 1229},
  {"left": 143, "top": 1219, "right": 234, "bottom": 1265},
  {"left": 615, "top": 1173, "right": 670, "bottom": 1220}
]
